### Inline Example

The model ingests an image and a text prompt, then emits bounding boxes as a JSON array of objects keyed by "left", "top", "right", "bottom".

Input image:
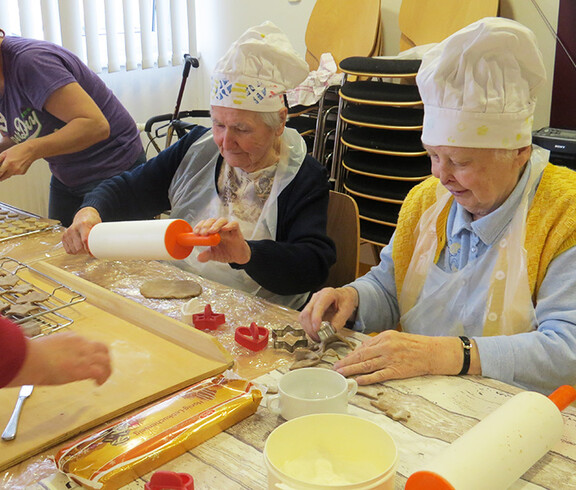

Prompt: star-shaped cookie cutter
[
  {"left": 271, "top": 324, "right": 309, "bottom": 352},
  {"left": 192, "top": 304, "right": 225, "bottom": 330}
]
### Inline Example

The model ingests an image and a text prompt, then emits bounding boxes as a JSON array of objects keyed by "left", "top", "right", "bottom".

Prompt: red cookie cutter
[
  {"left": 235, "top": 322, "right": 269, "bottom": 351},
  {"left": 145, "top": 471, "right": 194, "bottom": 490},
  {"left": 192, "top": 304, "right": 225, "bottom": 330}
]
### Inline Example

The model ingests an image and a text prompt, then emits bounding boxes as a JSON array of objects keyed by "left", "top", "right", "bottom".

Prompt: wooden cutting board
[{"left": 0, "top": 260, "right": 234, "bottom": 471}]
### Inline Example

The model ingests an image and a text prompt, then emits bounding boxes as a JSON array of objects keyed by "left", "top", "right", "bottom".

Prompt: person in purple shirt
[{"left": 0, "top": 29, "right": 145, "bottom": 226}]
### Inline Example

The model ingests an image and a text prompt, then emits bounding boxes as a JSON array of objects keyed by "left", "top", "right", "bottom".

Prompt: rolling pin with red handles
[
  {"left": 87, "top": 219, "right": 221, "bottom": 260},
  {"left": 406, "top": 384, "right": 576, "bottom": 490}
]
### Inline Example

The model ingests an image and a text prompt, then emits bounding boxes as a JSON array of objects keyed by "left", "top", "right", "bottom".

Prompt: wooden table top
[
  {"left": 2, "top": 219, "right": 576, "bottom": 489},
  {"left": 13, "top": 371, "right": 576, "bottom": 490}
]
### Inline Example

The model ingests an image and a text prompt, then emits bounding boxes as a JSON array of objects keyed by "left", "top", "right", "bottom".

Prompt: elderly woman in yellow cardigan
[{"left": 299, "top": 17, "right": 576, "bottom": 395}]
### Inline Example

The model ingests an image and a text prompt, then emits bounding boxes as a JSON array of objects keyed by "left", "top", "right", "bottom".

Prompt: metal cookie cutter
[{"left": 271, "top": 325, "right": 309, "bottom": 352}]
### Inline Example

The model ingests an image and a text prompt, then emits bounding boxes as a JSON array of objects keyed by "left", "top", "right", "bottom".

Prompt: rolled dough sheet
[{"left": 140, "top": 279, "right": 202, "bottom": 299}]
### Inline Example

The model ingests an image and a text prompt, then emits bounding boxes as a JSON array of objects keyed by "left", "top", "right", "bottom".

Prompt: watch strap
[{"left": 458, "top": 336, "right": 472, "bottom": 375}]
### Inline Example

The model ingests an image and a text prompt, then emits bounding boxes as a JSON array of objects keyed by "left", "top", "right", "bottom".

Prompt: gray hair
[{"left": 256, "top": 110, "right": 285, "bottom": 130}]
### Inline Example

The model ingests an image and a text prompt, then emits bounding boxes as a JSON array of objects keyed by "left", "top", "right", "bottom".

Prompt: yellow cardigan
[{"left": 393, "top": 164, "right": 576, "bottom": 308}]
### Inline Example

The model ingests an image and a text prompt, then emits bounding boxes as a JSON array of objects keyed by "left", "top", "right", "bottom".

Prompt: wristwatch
[{"left": 458, "top": 336, "right": 472, "bottom": 375}]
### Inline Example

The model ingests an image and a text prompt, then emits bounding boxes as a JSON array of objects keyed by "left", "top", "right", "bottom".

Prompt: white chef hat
[
  {"left": 416, "top": 17, "right": 547, "bottom": 149},
  {"left": 210, "top": 21, "right": 309, "bottom": 112}
]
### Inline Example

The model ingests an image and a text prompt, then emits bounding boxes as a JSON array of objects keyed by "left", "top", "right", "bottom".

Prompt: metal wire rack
[
  {"left": 0, "top": 202, "right": 60, "bottom": 242},
  {"left": 0, "top": 257, "right": 86, "bottom": 337}
]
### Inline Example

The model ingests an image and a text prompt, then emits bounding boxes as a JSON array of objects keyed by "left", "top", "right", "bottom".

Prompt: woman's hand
[
  {"left": 299, "top": 286, "right": 359, "bottom": 341},
  {"left": 193, "top": 218, "right": 251, "bottom": 265},
  {"left": 62, "top": 207, "right": 102, "bottom": 255},
  {"left": 334, "top": 331, "right": 469, "bottom": 385},
  {"left": 7, "top": 332, "right": 112, "bottom": 387},
  {"left": 0, "top": 140, "right": 38, "bottom": 181}
]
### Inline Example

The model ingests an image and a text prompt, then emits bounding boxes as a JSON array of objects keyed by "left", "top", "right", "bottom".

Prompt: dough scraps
[
  {"left": 19, "top": 320, "right": 43, "bottom": 337},
  {"left": 140, "top": 279, "right": 202, "bottom": 299},
  {"left": 9, "top": 283, "right": 35, "bottom": 295},
  {"left": 6, "top": 302, "right": 41, "bottom": 317},
  {"left": 15, "top": 290, "right": 51, "bottom": 304},
  {"left": 371, "top": 397, "right": 411, "bottom": 422},
  {"left": 0, "top": 274, "right": 20, "bottom": 288}
]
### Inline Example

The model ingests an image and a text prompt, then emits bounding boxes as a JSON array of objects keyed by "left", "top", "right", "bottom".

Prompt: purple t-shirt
[{"left": 0, "top": 36, "right": 143, "bottom": 187}]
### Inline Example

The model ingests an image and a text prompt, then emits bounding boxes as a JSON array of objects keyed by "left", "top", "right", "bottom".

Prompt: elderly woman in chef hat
[
  {"left": 63, "top": 22, "right": 336, "bottom": 309},
  {"left": 300, "top": 17, "right": 576, "bottom": 394}
]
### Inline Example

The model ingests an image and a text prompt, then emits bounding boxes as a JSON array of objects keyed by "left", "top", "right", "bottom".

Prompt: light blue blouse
[{"left": 350, "top": 161, "right": 576, "bottom": 394}]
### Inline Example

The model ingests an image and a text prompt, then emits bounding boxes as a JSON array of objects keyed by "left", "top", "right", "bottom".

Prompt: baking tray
[{"left": 0, "top": 202, "right": 59, "bottom": 242}]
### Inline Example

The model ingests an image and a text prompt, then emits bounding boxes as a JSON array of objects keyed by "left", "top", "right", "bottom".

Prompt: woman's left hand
[
  {"left": 333, "top": 330, "right": 463, "bottom": 385},
  {"left": 193, "top": 218, "right": 251, "bottom": 265}
]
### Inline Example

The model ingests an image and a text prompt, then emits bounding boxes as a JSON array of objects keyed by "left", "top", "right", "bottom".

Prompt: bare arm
[
  {"left": 0, "top": 135, "right": 15, "bottom": 153},
  {"left": 0, "top": 82, "right": 110, "bottom": 181}
]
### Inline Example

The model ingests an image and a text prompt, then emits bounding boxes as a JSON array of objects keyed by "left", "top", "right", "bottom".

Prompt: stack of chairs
[
  {"left": 286, "top": 0, "right": 383, "bottom": 172},
  {"left": 332, "top": 56, "right": 431, "bottom": 248}
]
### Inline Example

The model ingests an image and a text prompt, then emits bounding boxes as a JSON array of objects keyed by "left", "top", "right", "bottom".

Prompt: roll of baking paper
[
  {"left": 88, "top": 219, "right": 220, "bottom": 260},
  {"left": 405, "top": 385, "right": 576, "bottom": 490}
]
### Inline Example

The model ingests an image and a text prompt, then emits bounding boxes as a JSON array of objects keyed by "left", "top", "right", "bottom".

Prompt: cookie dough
[
  {"left": 15, "top": 290, "right": 51, "bottom": 304},
  {"left": 10, "top": 283, "right": 35, "bottom": 295},
  {"left": 140, "top": 279, "right": 202, "bottom": 299},
  {"left": 6, "top": 302, "right": 40, "bottom": 317},
  {"left": 19, "top": 320, "right": 43, "bottom": 337},
  {"left": 0, "top": 274, "right": 20, "bottom": 288}
]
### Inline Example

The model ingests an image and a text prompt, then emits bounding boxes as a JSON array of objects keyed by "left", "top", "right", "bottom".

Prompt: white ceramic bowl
[{"left": 264, "top": 413, "right": 398, "bottom": 489}]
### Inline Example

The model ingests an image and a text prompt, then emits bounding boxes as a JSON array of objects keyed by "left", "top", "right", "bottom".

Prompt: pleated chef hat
[
  {"left": 416, "top": 17, "right": 547, "bottom": 149},
  {"left": 210, "top": 21, "right": 309, "bottom": 112}
]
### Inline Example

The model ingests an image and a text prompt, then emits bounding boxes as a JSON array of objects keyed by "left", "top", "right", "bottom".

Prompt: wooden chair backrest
[
  {"left": 324, "top": 190, "right": 360, "bottom": 289},
  {"left": 305, "top": 0, "right": 382, "bottom": 71},
  {"left": 398, "top": 0, "right": 500, "bottom": 51}
]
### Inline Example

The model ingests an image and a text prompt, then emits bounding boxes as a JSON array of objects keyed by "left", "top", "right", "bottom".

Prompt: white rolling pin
[
  {"left": 87, "top": 219, "right": 221, "bottom": 260},
  {"left": 405, "top": 384, "right": 576, "bottom": 490}
]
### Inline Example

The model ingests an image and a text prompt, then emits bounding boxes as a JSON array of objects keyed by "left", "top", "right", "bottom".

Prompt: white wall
[
  {"left": 0, "top": 0, "right": 561, "bottom": 217},
  {"left": 499, "top": 0, "right": 560, "bottom": 131}
]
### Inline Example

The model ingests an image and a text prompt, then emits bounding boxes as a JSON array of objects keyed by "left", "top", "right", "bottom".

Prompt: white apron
[
  {"left": 398, "top": 147, "right": 549, "bottom": 337},
  {"left": 168, "top": 128, "right": 308, "bottom": 309}
]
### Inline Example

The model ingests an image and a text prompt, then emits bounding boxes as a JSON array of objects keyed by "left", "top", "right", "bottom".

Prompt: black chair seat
[
  {"left": 340, "top": 81, "right": 421, "bottom": 104},
  {"left": 342, "top": 104, "right": 423, "bottom": 129},
  {"left": 344, "top": 173, "right": 420, "bottom": 202},
  {"left": 286, "top": 116, "right": 317, "bottom": 134},
  {"left": 288, "top": 104, "right": 317, "bottom": 115},
  {"left": 360, "top": 219, "right": 396, "bottom": 246},
  {"left": 343, "top": 151, "right": 430, "bottom": 178},
  {"left": 354, "top": 195, "right": 402, "bottom": 224},
  {"left": 342, "top": 127, "right": 425, "bottom": 154},
  {"left": 339, "top": 57, "right": 421, "bottom": 77}
]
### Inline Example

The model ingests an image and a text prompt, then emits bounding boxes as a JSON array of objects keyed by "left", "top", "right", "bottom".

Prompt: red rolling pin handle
[{"left": 176, "top": 233, "right": 221, "bottom": 247}]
